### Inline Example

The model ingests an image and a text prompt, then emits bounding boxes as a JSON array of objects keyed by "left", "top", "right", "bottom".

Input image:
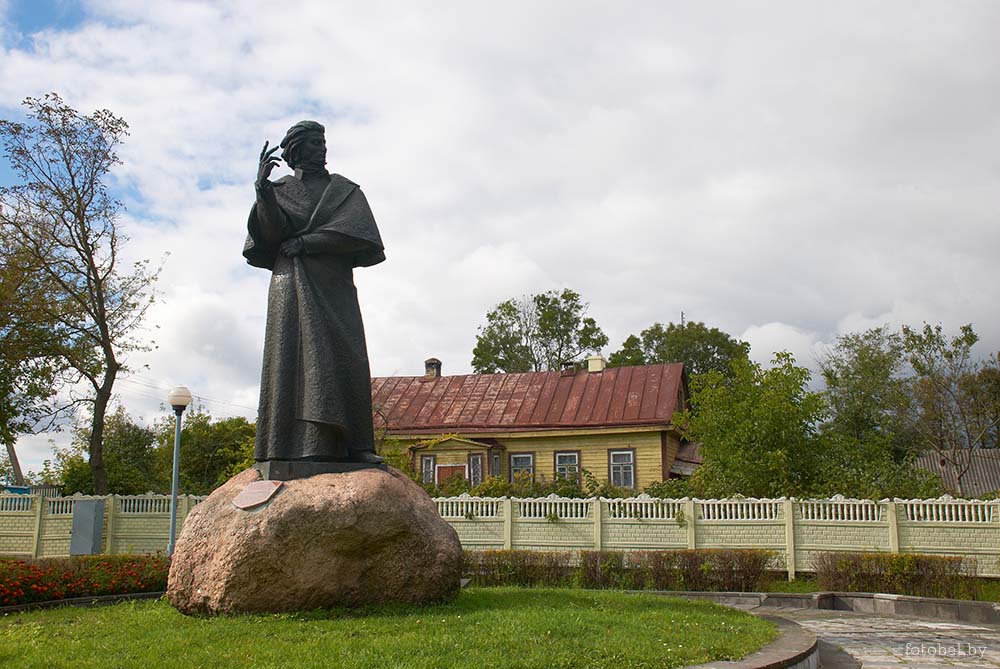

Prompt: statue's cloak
[{"left": 243, "top": 174, "right": 385, "bottom": 461}]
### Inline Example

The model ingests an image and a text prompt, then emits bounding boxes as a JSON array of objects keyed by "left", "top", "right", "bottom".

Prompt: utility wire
[{"left": 117, "top": 376, "right": 257, "bottom": 412}]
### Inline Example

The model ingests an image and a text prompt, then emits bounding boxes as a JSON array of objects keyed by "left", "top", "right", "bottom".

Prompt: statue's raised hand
[{"left": 256, "top": 141, "right": 281, "bottom": 189}]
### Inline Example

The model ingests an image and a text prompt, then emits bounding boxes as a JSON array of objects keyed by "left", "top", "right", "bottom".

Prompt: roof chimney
[
  {"left": 424, "top": 357, "right": 442, "bottom": 379},
  {"left": 586, "top": 354, "right": 607, "bottom": 373}
]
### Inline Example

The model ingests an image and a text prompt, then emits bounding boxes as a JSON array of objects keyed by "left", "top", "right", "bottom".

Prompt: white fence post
[
  {"left": 593, "top": 498, "right": 603, "bottom": 551},
  {"left": 502, "top": 497, "right": 513, "bottom": 550},
  {"left": 685, "top": 498, "right": 696, "bottom": 549},
  {"left": 784, "top": 498, "right": 796, "bottom": 580},
  {"left": 105, "top": 494, "right": 117, "bottom": 555},
  {"left": 30, "top": 495, "right": 44, "bottom": 558},
  {"left": 886, "top": 500, "right": 899, "bottom": 553}
]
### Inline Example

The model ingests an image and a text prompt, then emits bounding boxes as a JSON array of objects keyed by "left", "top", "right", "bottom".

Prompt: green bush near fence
[
  {"left": 0, "top": 555, "right": 168, "bottom": 606},
  {"left": 814, "top": 551, "right": 980, "bottom": 599},
  {"left": 463, "top": 549, "right": 775, "bottom": 592}
]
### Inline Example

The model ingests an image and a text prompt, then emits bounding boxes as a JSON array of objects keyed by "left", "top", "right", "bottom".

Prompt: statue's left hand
[{"left": 280, "top": 237, "right": 305, "bottom": 257}]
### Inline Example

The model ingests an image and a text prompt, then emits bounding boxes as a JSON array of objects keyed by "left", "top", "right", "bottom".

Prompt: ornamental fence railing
[
  {"left": 432, "top": 493, "right": 1000, "bottom": 578},
  {"left": 1, "top": 492, "right": 997, "bottom": 578},
  {"left": 0, "top": 493, "right": 207, "bottom": 559}
]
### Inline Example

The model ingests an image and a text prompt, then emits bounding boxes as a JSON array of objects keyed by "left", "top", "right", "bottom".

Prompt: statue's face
[{"left": 297, "top": 132, "right": 326, "bottom": 167}]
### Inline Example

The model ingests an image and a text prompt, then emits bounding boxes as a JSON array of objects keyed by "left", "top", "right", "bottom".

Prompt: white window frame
[
  {"left": 509, "top": 453, "right": 534, "bottom": 481},
  {"left": 609, "top": 450, "right": 635, "bottom": 489},
  {"left": 420, "top": 455, "right": 435, "bottom": 484},
  {"left": 555, "top": 451, "right": 580, "bottom": 480},
  {"left": 468, "top": 453, "right": 484, "bottom": 486}
]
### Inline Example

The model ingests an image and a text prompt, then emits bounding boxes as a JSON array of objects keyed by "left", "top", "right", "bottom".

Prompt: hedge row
[
  {"left": 814, "top": 552, "right": 979, "bottom": 600},
  {"left": 463, "top": 549, "right": 775, "bottom": 592},
  {"left": 0, "top": 555, "right": 169, "bottom": 607},
  {"left": 1, "top": 550, "right": 982, "bottom": 608}
]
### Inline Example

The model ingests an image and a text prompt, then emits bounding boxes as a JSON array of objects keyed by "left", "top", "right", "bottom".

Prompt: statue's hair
[{"left": 280, "top": 120, "right": 325, "bottom": 168}]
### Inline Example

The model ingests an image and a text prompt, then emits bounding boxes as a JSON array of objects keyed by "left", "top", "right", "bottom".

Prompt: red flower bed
[{"left": 0, "top": 555, "right": 169, "bottom": 607}]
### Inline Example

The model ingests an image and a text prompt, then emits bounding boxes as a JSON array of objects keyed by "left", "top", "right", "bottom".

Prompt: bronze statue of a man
[{"left": 243, "top": 120, "right": 384, "bottom": 470}]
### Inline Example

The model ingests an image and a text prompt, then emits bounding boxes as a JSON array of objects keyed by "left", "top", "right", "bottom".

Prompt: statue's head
[{"left": 280, "top": 120, "right": 326, "bottom": 170}]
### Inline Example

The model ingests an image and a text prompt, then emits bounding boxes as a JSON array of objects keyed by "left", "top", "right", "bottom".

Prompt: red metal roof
[{"left": 371, "top": 363, "right": 686, "bottom": 434}]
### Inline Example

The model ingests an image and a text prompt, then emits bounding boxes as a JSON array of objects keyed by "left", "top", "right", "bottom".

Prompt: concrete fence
[
  {"left": 0, "top": 493, "right": 207, "bottom": 558},
  {"left": 433, "top": 493, "right": 1000, "bottom": 578},
  {"left": 2, "top": 492, "right": 997, "bottom": 578}
]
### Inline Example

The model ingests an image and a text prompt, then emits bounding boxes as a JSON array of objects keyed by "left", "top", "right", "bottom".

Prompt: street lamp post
[{"left": 167, "top": 386, "right": 192, "bottom": 556}]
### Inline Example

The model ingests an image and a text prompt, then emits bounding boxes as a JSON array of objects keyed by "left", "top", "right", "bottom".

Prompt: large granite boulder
[{"left": 167, "top": 466, "right": 462, "bottom": 615}]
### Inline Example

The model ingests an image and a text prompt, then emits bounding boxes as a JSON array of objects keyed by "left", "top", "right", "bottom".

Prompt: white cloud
[
  {"left": 740, "top": 322, "right": 824, "bottom": 371},
  {"left": 2, "top": 1, "right": 999, "bottom": 475}
]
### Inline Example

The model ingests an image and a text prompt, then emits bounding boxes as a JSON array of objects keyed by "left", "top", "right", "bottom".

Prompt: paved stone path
[{"left": 774, "top": 609, "right": 1000, "bottom": 667}]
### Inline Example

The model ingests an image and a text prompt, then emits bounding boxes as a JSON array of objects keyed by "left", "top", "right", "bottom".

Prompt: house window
[
  {"left": 609, "top": 450, "right": 635, "bottom": 488},
  {"left": 469, "top": 454, "right": 484, "bottom": 486},
  {"left": 510, "top": 453, "right": 534, "bottom": 481},
  {"left": 555, "top": 452, "right": 579, "bottom": 480},
  {"left": 421, "top": 455, "right": 435, "bottom": 484},
  {"left": 492, "top": 453, "right": 501, "bottom": 477}
]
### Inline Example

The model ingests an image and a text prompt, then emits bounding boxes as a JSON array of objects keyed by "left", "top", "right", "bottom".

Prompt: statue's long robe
[{"left": 243, "top": 173, "right": 385, "bottom": 461}]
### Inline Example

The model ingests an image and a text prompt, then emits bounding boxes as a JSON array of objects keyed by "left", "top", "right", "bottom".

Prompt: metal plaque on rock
[{"left": 232, "top": 480, "right": 284, "bottom": 510}]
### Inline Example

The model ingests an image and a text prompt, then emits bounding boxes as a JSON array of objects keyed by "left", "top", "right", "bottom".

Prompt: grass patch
[{"left": 0, "top": 587, "right": 776, "bottom": 669}]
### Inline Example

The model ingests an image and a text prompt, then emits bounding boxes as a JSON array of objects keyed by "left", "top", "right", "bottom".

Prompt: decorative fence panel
[
  {"left": 0, "top": 493, "right": 207, "bottom": 558},
  {"left": 2, "top": 492, "right": 998, "bottom": 577}
]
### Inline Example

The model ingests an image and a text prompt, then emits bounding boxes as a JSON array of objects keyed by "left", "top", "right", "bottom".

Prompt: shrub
[
  {"left": 464, "top": 549, "right": 774, "bottom": 592},
  {"left": 814, "top": 551, "right": 978, "bottom": 599},
  {"left": 644, "top": 478, "right": 692, "bottom": 499},
  {"left": 471, "top": 472, "right": 590, "bottom": 499},
  {"left": 0, "top": 555, "right": 169, "bottom": 607},
  {"left": 577, "top": 551, "right": 637, "bottom": 589},
  {"left": 463, "top": 550, "right": 573, "bottom": 587}
]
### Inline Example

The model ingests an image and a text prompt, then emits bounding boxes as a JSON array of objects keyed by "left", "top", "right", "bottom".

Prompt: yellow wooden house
[{"left": 370, "top": 356, "right": 691, "bottom": 490}]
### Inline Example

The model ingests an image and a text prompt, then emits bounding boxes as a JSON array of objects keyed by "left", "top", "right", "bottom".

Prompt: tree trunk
[
  {"left": 89, "top": 365, "right": 119, "bottom": 495},
  {"left": 4, "top": 442, "right": 25, "bottom": 485}
]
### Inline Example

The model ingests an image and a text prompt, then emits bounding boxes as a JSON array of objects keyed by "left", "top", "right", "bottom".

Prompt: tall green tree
[
  {"left": 471, "top": 289, "right": 608, "bottom": 373},
  {"left": 47, "top": 405, "right": 162, "bottom": 495},
  {"left": 0, "top": 243, "right": 66, "bottom": 484},
  {"left": 820, "top": 326, "right": 916, "bottom": 453},
  {"left": 0, "top": 93, "right": 160, "bottom": 494},
  {"left": 155, "top": 410, "right": 255, "bottom": 495},
  {"left": 608, "top": 320, "right": 749, "bottom": 376},
  {"left": 677, "top": 353, "right": 827, "bottom": 498},
  {"left": 903, "top": 323, "right": 1000, "bottom": 496},
  {"left": 678, "top": 352, "right": 939, "bottom": 499}
]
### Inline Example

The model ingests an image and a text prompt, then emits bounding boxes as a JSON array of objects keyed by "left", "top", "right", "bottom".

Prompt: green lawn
[{"left": 0, "top": 588, "right": 776, "bottom": 669}]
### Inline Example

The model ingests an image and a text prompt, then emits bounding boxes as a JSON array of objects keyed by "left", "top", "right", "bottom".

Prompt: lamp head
[{"left": 168, "top": 386, "right": 192, "bottom": 414}]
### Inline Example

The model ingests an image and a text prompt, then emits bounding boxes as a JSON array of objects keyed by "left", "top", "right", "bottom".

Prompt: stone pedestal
[
  {"left": 167, "top": 466, "right": 462, "bottom": 615},
  {"left": 254, "top": 459, "right": 386, "bottom": 481}
]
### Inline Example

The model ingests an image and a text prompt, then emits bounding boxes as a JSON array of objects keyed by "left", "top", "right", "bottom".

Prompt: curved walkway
[{"left": 773, "top": 608, "right": 1000, "bottom": 668}]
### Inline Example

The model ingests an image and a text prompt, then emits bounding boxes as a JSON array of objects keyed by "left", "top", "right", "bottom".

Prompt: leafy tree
[
  {"left": 608, "top": 320, "right": 749, "bottom": 376},
  {"left": 820, "top": 326, "right": 916, "bottom": 454},
  {"left": 0, "top": 93, "right": 160, "bottom": 494},
  {"left": 815, "top": 431, "right": 942, "bottom": 500},
  {"left": 817, "top": 326, "right": 944, "bottom": 499},
  {"left": 1, "top": 449, "right": 25, "bottom": 485},
  {"left": 155, "top": 410, "right": 255, "bottom": 495},
  {"left": 471, "top": 289, "right": 608, "bottom": 373},
  {"left": 967, "top": 362, "right": 1000, "bottom": 450},
  {"left": 903, "top": 323, "right": 1000, "bottom": 496},
  {"left": 0, "top": 236, "right": 67, "bottom": 484},
  {"left": 677, "top": 353, "right": 828, "bottom": 498},
  {"left": 47, "top": 405, "right": 162, "bottom": 495}
]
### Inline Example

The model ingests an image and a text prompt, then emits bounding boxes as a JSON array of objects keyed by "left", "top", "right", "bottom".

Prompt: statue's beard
[{"left": 298, "top": 157, "right": 326, "bottom": 173}]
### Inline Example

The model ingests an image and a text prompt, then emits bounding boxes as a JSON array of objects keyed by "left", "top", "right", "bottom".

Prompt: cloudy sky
[{"left": 2, "top": 1, "right": 998, "bottom": 476}]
